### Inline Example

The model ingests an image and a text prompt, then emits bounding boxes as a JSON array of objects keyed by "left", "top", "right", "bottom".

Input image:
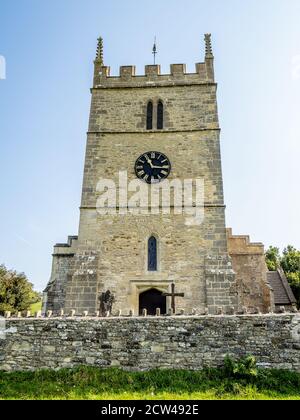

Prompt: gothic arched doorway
[{"left": 139, "top": 288, "right": 166, "bottom": 316}]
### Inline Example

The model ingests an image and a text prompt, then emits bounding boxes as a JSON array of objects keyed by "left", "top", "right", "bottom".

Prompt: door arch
[{"left": 139, "top": 288, "right": 166, "bottom": 316}]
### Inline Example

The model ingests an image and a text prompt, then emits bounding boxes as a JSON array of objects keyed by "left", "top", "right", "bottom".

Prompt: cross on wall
[{"left": 163, "top": 283, "right": 185, "bottom": 314}]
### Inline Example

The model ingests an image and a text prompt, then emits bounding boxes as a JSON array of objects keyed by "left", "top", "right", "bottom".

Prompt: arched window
[
  {"left": 157, "top": 101, "right": 164, "bottom": 130},
  {"left": 146, "top": 101, "right": 153, "bottom": 130},
  {"left": 148, "top": 236, "right": 157, "bottom": 271}
]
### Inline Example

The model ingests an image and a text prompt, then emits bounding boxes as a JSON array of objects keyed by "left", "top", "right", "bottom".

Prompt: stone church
[{"left": 43, "top": 35, "right": 296, "bottom": 316}]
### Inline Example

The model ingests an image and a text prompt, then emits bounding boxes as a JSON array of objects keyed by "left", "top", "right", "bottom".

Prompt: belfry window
[
  {"left": 157, "top": 101, "right": 164, "bottom": 130},
  {"left": 146, "top": 101, "right": 153, "bottom": 130},
  {"left": 148, "top": 236, "right": 158, "bottom": 271}
]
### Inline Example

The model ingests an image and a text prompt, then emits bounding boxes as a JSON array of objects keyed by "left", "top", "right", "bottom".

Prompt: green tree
[
  {"left": 0, "top": 265, "right": 39, "bottom": 314},
  {"left": 281, "top": 246, "right": 300, "bottom": 275},
  {"left": 265, "top": 246, "right": 281, "bottom": 271},
  {"left": 265, "top": 245, "right": 300, "bottom": 309},
  {"left": 281, "top": 246, "right": 300, "bottom": 308}
]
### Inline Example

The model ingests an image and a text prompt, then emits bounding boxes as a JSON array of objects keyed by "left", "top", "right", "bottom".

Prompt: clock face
[{"left": 135, "top": 152, "right": 171, "bottom": 184}]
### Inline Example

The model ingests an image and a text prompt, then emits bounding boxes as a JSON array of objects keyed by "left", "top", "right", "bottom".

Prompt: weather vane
[{"left": 152, "top": 37, "right": 157, "bottom": 65}]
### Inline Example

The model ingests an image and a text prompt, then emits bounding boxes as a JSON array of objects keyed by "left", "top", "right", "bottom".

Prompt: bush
[
  {"left": 224, "top": 356, "right": 258, "bottom": 379},
  {"left": 0, "top": 265, "right": 39, "bottom": 314}
]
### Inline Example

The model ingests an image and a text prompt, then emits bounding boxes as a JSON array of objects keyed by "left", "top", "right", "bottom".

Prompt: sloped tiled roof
[{"left": 267, "top": 270, "right": 297, "bottom": 306}]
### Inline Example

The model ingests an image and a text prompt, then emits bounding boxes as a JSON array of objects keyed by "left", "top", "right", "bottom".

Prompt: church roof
[{"left": 267, "top": 270, "right": 297, "bottom": 306}]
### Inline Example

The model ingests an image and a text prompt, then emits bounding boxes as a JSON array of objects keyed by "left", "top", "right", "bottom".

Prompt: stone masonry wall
[
  {"left": 227, "top": 229, "right": 274, "bottom": 313},
  {"left": 68, "top": 207, "right": 230, "bottom": 315},
  {"left": 205, "top": 255, "right": 238, "bottom": 314},
  {"left": 1, "top": 315, "right": 300, "bottom": 372},
  {"left": 44, "top": 256, "right": 74, "bottom": 313},
  {"left": 88, "top": 84, "right": 219, "bottom": 133},
  {"left": 44, "top": 237, "right": 78, "bottom": 313}
]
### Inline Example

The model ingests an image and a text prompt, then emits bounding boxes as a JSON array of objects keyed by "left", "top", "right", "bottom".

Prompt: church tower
[{"left": 43, "top": 35, "right": 239, "bottom": 316}]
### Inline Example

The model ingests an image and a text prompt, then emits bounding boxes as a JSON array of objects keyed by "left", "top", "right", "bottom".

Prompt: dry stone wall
[{"left": 0, "top": 315, "right": 299, "bottom": 372}]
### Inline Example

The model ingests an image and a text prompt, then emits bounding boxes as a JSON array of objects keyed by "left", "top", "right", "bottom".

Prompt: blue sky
[{"left": 0, "top": 0, "right": 300, "bottom": 291}]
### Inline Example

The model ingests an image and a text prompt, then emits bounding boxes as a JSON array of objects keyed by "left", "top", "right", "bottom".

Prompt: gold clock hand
[{"left": 152, "top": 165, "right": 170, "bottom": 169}]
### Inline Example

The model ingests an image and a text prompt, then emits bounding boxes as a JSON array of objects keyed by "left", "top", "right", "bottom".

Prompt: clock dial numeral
[
  {"left": 151, "top": 152, "right": 156, "bottom": 159},
  {"left": 138, "top": 170, "right": 145, "bottom": 177},
  {"left": 161, "top": 170, "right": 168, "bottom": 176}
]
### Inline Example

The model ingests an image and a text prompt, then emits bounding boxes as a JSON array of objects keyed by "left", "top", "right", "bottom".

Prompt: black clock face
[{"left": 135, "top": 152, "right": 171, "bottom": 184}]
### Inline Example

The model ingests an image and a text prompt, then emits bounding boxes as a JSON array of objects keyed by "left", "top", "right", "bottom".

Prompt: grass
[
  {"left": 0, "top": 366, "right": 300, "bottom": 400},
  {"left": 30, "top": 301, "right": 42, "bottom": 314}
]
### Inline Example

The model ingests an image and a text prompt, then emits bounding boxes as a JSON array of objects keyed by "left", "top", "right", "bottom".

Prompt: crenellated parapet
[
  {"left": 93, "top": 34, "right": 215, "bottom": 89},
  {"left": 93, "top": 62, "right": 214, "bottom": 89}
]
